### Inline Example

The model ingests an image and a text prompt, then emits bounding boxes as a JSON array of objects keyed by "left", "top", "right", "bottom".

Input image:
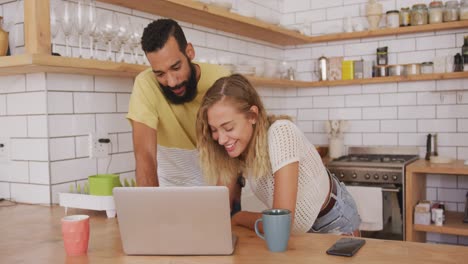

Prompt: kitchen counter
[{"left": 1, "top": 202, "right": 467, "bottom": 264}]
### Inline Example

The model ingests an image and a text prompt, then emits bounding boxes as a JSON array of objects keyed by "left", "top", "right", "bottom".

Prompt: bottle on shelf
[{"left": 462, "top": 35, "right": 468, "bottom": 71}]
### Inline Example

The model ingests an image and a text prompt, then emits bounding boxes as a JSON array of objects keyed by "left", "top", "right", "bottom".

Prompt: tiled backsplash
[{"left": 0, "top": 0, "right": 467, "bottom": 245}]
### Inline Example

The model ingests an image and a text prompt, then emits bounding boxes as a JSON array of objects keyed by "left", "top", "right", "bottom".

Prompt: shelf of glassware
[
  {"left": 98, "top": 0, "right": 310, "bottom": 46},
  {"left": 98, "top": 0, "right": 468, "bottom": 46},
  {"left": 0, "top": 54, "right": 467, "bottom": 87}
]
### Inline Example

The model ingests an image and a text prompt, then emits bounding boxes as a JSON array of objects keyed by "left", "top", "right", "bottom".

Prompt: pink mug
[{"left": 61, "top": 215, "right": 90, "bottom": 256}]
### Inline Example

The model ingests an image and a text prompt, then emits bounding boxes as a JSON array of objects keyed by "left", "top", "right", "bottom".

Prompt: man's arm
[{"left": 131, "top": 120, "right": 158, "bottom": 187}]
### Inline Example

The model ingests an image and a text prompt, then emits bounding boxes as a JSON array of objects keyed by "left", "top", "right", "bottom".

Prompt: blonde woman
[{"left": 196, "top": 74, "right": 360, "bottom": 235}]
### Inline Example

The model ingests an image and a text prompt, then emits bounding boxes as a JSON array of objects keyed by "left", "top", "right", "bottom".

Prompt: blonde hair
[{"left": 197, "top": 74, "right": 290, "bottom": 185}]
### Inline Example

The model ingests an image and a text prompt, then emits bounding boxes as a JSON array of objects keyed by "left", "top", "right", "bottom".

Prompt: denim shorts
[{"left": 308, "top": 176, "right": 361, "bottom": 235}]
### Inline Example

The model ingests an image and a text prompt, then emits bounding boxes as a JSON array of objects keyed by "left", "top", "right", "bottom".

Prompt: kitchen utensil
[
  {"left": 433, "top": 133, "right": 438, "bottom": 156},
  {"left": 425, "top": 134, "right": 432, "bottom": 161}
]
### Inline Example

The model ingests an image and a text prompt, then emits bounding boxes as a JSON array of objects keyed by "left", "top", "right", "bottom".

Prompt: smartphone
[{"left": 326, "top": 238, "right": 365, "bottom": 257}]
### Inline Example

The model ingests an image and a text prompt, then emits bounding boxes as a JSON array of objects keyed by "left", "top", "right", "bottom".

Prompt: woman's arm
[{"left": 232, "top": 161, "right": 299, "bottom": 232}]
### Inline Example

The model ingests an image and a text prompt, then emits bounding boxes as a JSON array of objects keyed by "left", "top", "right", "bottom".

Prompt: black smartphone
[{"left": 326, "top": 238, "right": 366, "bottom": 257}]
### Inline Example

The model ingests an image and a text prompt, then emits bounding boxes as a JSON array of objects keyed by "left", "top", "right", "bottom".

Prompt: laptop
[{"left": 113, "top": 186, "right": 237, "bottom": 255}]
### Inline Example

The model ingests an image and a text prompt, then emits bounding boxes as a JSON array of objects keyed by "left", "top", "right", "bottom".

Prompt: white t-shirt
[{"left": 248, "top": 120, "right": 330, "bottom": 233}]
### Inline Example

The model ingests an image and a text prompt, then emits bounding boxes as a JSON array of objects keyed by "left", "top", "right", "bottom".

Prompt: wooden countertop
[
  {"left": 407, "top": 159, "right": 468, "bottom": 175},
  {"left": 1, "top": 203, "right": 467, "bottom": 264}
]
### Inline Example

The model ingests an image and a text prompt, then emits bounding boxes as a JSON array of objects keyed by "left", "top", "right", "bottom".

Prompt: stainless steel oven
[{"left": 326, "top": 147, "right": 419, "bottom": 241}]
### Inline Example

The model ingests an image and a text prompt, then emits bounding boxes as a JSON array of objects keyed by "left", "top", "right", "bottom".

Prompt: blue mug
[{"left": 254, "top": 209, "right": 291, "bottom": 252}]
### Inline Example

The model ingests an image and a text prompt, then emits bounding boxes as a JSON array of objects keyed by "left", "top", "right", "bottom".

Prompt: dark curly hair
[{"left": 141, "top": 19, "right": 188, "bottom": 54}]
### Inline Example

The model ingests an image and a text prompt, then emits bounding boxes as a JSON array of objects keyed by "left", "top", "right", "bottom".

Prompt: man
[{"left": 127, "top": 19, "right": 230, "bottom": 187}]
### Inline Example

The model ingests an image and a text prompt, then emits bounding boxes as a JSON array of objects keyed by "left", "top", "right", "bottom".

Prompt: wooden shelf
[
  {"left": 306, "top": 20, "right": 468, "bottom": 44},
  {"left": 0, "top": 54, "right": 147, "bottom": 78},
  {"left": 98, "top": 0, "right": 309, "bottom": 46},
  {"left": 407, "top": 159, "right": 468, "bottom": 175},
  {"left": 98, "top": 0, "right": 468, "bottom": 46},
  {"left": 414, "top": 212, "right": 468, "bottom": 237},
  {"left": 1, "top": 55, "right": 467, "bottom": 88}
]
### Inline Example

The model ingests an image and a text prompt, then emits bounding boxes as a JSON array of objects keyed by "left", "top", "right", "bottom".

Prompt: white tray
[{"left": 59, "top": 192, "right": 116, "bottom": 218}]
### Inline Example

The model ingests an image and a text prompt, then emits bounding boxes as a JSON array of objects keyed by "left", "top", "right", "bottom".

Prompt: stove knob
[
  {"left": 383, "top": 175, "right": 389, "bottom": 180},
  {"left": 339, "top": 172, "right": 345, "bottom": 179},
  {"left": 352, "top": 173, "right": 357, "bottom": 179},
  {"left": 392, "top": 175, "right": 398, "bottom": 181},
  {"left": 365, "top": 174, "right": 371, "bottom": 180},
  {"left": 373, "top": 174, "right": 379, "bottom": 180},
  {"left": 331, "top": 172, "right": 336, "bottom": 177}
]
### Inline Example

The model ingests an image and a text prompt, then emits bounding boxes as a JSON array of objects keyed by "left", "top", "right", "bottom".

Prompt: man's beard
[{"left": 159, "top": 61, "right": 198, "bottom": 105}]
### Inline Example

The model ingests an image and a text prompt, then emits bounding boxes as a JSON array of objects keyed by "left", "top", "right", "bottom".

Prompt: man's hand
[{"left": 131, "top": 121, "right": 158, "bottom": 187}]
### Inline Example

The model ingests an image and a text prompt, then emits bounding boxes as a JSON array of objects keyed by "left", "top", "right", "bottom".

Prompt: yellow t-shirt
[
  {"left": 127, "top": 63, "right": 229, "bottom": 149},
  {"left": 126, "top": 63, "right": 230, "bottom": 186}
]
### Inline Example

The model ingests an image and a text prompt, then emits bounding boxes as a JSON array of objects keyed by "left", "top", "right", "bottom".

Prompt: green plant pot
[{"left": 88, "top": 174, "right": 122, "bottom": 196}]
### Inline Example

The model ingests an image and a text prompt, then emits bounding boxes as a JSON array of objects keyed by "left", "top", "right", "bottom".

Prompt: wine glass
[
  {"left": 85, "top": 0, "right": 97, "bottom": 59},
  {"left": 115, "top": 14, "right": 131, "bottom": 62},
  {"left": 99, "top": 11, "right": 117, "bottom": 61},
  {"left": 74, "top": 0, "right": 89, "bottom": 58},
  {"left": 50, "top": 4, "right": 61, "bottom": 55},
  {"left": 129, "top": 20, "right": 143, "bottom": 64},
  {"left": 59, "top": 1, "right": 75, "bottom": 57}
]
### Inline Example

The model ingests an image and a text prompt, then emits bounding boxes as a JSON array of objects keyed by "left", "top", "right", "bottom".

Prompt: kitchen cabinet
[
  {"left": 405, "top": 159, "right": 468, "bottom": 242},
  {"left": 0, "top": 0, "right": 467, "bottom": 88}
]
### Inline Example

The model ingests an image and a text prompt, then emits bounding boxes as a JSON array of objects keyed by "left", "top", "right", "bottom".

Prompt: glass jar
[
  {"left": 460, "top": 0, "right": 468, "bottom": 20},
  {"left": 443, "top": 0, "right": 459, "bottom": 22},
  {"left": 400, "top": 7, "right": 411, "bottom": 26},
  {"left": 421, "top": 62, "right": 434, "bottom": 74},
  {"left": 429, "top": 1, "right": 444, "bottom": 23},
  {"left": 411, "top": 4, "right": 428, "bottom": 26},
  {"left": 376, "top": 46, "right": 388, "bottom": 66},
  {"left": 386, "top": 10, "right": 400, "bottom": 28}
]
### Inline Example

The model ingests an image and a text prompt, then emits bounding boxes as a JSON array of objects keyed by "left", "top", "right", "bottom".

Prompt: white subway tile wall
[{"left": 0, "top": 0, "right": 467, "bottom": 245}]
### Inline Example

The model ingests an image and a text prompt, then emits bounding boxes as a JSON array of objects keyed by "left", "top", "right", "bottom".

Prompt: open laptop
[{"left": 113, "top": 186, "right": 237, "bottom": 255}]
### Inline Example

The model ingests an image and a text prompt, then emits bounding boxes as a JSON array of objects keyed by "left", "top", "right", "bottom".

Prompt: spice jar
[
  {"left": 386, "top": 10, "right": 400, "bottom": 28},
  {"left": 400, "top": 7, "right": 411, "bottom": 26},
  {"left": 411, "top": 4, "right": 428, "bottom": 26},
  {"left": 406, "top": 63, "right": 421, "bottom": 75},
  {"left": 460, "top": 0, "right": 468, "bottom": 20},
  {"left": 421, "top": 62, "right": 434, "bottom": 74},
  {"left": 429, "top": 1, "right": 444, "bottom": 24},
  {"left": 376, "top": 46, "right": 388, "bottom": 66},
  {"left": 443, "top": 1, "right": 459, "bottom": 22}
]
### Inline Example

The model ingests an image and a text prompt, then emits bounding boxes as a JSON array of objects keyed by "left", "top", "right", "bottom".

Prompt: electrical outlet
[
  {"left": 0, "top": 137, "right": 10, "bottom": 163},
  {"left": 89, "top": 132, "right": 110, "bottom": 158}
]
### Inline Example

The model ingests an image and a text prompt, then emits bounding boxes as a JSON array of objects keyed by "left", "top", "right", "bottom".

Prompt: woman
[{"left": 196, "top": 74, "right": 360, "bottom": 235}]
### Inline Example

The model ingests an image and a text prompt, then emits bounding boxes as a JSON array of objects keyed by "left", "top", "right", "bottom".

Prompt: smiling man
[{"left": 127, "top": 19, "right": 230, "bottom": 187}]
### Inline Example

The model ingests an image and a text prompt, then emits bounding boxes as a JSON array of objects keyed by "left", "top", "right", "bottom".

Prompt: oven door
[{"left": 345, "top": 182, "right": 404, "bottom": 241}]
